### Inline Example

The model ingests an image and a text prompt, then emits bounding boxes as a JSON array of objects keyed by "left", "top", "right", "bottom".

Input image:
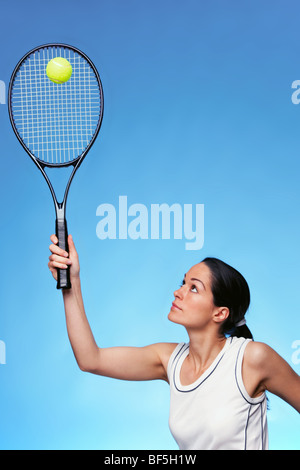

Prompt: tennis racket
[{"left": 8, "top": 43, "right": 104, "bottom": 290}]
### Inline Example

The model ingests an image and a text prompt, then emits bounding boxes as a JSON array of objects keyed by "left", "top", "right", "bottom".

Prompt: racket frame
[{"left": 8, "top": 43, "right": 104, "bottom": 289}]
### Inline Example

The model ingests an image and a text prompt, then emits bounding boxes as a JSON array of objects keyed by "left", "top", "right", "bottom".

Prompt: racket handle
[{"left": 55, "top": 218, "right": 71, "bottom": 290}]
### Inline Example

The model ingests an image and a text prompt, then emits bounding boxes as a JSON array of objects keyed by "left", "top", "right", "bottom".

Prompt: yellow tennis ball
[{"left": 46, "top": 57, "right": 72, "bottom": 84}]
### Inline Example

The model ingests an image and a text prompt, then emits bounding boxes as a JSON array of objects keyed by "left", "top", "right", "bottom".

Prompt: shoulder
[
  {"left": 243, "top": 341, "right": 280, "bottom": 375},
  {"left": 241, "top": 341, "right": 277, "bottom": 397},
  {"left": 155, "top": 342, "right": 180, "bottom": 362},
  {"left": 244, "top": 341, "right": 300, "bottom": 411},
  {"left": 243, "top": 340, "right": 290, "bottom": 379},
  {"left": 153, "top": 342, "right": 182, "bottom": 380},
  {"left": 244, "top": 341, "right": 274, "bottom": 366},
  {"left": 142, "top": 342, "right": 182, "bottom": 365}
]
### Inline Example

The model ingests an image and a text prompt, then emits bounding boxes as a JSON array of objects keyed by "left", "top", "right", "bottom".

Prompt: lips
[{"left": 171, "top": 302, "right": 182, "bottom": 311}]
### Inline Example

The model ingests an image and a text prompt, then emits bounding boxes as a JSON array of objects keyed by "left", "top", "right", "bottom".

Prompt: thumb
[{"left": 68, "top": 234, "right": 77, "bottom": 256}]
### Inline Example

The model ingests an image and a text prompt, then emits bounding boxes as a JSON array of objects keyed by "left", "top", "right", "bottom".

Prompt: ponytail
[
  {"left": 232, "top": 323, "right": 253, "bottom": 340},
  {"left": 202, "top": 257, "right": 254, "bottom": 340}
]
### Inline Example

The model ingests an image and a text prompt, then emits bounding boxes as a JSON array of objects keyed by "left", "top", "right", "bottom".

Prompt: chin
[{"left": 168, "top": 310, "right": 184, "bottom": 326}]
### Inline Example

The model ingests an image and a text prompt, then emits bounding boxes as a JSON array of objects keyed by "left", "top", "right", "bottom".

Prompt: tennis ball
[{"left": 46, "top": 57, "right": 72, "bottom": 84}]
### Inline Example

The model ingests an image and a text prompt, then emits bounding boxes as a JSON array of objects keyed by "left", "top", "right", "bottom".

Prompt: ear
[{"left": 213, "top": 306, "right": 230, "bottom": 324}]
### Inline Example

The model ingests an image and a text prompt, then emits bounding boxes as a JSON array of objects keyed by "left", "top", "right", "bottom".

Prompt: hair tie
[{"left": 235, "top": 318, "right": 246, "bottom": 327}]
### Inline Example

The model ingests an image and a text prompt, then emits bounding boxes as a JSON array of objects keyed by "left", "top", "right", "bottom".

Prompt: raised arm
[{"left": 48, "top": 234, "right": 176, "bottom": 382}]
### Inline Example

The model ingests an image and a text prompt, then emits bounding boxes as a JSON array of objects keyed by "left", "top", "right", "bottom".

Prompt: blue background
[{"left": 0, "top": 0, "right": 299, "bottom": 450}]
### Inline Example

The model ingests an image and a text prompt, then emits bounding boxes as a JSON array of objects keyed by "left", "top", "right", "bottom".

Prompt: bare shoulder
[
  {"left": 244, "top": 341, "right": 275, "bottom": 367},
  {"left": 155, "top": 342, "right": 179, "bottom": 363},
  {"left": 244, "top": 340, "right": 298, "bottom": 381},
  {"left": 244, "top": 340, "right": 300, "bottom": 411},
  {"left": 154, "top": 342, "right": 180, "bottom": 378}
]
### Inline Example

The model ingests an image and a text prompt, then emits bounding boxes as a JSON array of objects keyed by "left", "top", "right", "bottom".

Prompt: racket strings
[{"left": 10, "top": 46, "right": 102, "bottom": 165}]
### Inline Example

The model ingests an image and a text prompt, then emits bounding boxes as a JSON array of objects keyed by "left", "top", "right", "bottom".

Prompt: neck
[{"left": 186, "top": 329, "right": 227, "bottom": 371}]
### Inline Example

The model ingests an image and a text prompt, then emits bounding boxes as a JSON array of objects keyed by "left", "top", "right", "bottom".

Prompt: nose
[{"left": 174, "top": 285, "right": 184, "bottom": 299}]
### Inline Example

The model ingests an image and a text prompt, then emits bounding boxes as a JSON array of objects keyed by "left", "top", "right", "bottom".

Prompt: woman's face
[{"left": 168, "top": 262, "right": 224, "bottom": 330}]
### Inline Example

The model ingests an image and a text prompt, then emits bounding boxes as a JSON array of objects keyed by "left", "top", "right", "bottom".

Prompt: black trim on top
[{"left": 173, "top": 338, "right": 233, "bottom": 393}]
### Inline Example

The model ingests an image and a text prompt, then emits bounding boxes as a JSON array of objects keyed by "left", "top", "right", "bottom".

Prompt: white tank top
[{"left": 167, "top": 336, "right": 268, "bottom": 450}]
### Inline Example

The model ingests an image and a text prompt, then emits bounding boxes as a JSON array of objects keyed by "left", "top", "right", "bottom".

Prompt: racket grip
[{"left": 55, "top": 218, "right": 71, "bottom": 290}]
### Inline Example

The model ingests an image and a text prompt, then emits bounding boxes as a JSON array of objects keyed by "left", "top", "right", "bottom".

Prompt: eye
[{"left": 191, "top": 284, "right": 198, "bottom": 293}]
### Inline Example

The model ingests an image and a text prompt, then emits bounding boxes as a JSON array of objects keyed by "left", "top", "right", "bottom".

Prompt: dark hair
[{"left": 202, "top": 257, "right": 253, "bottom": 339}]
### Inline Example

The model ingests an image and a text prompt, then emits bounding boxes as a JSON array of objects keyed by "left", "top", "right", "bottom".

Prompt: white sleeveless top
[{"left": 167, "top": 336, "right": 268, "bottom": 450}]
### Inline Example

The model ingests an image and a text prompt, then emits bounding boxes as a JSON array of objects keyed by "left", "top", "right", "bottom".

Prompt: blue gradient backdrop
[{"left": 0, "top": 0, "right": 299, "bottom": 450}]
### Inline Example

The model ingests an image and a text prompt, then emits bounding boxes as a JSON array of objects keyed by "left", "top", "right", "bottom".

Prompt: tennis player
[{"left": 48, "top": 234, "right": 300, "bottom": 450}]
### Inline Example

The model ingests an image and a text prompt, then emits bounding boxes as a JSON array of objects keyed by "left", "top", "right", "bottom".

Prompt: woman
[{"left": 48, "top": 234, "right": 300, "bottom": 450}]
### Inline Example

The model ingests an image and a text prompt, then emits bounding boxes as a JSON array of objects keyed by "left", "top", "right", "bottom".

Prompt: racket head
[{"left": 8, "top": 43, "right": 104, "bottom": 168}]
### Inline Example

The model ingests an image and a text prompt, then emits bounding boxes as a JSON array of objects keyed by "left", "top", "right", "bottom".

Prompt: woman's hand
[{"left": 48, "top": 234, "right": 80, "bottom": 282}]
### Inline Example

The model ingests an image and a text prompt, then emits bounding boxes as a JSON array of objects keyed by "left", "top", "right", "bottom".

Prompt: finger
[
  {"left": 67, "top": 234, "right": 78, "bottom": 258},
  {"left": 68, "top": 234, "right": 76, "bottom": 252},
  {"left": 49, "top": 259, "right": 70, "bottom": 269},
  {"left": 49, "top": 243, "right": 69, "bottom": 258},
  {"left": 50, "top": 234, "right": 58, "bottom": 244},
  {"left": 49, "top": 254, "right": 72, "bottom": 265},
  {"left": 48, "top": 262, "right": 58, "bottom": 281}
]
